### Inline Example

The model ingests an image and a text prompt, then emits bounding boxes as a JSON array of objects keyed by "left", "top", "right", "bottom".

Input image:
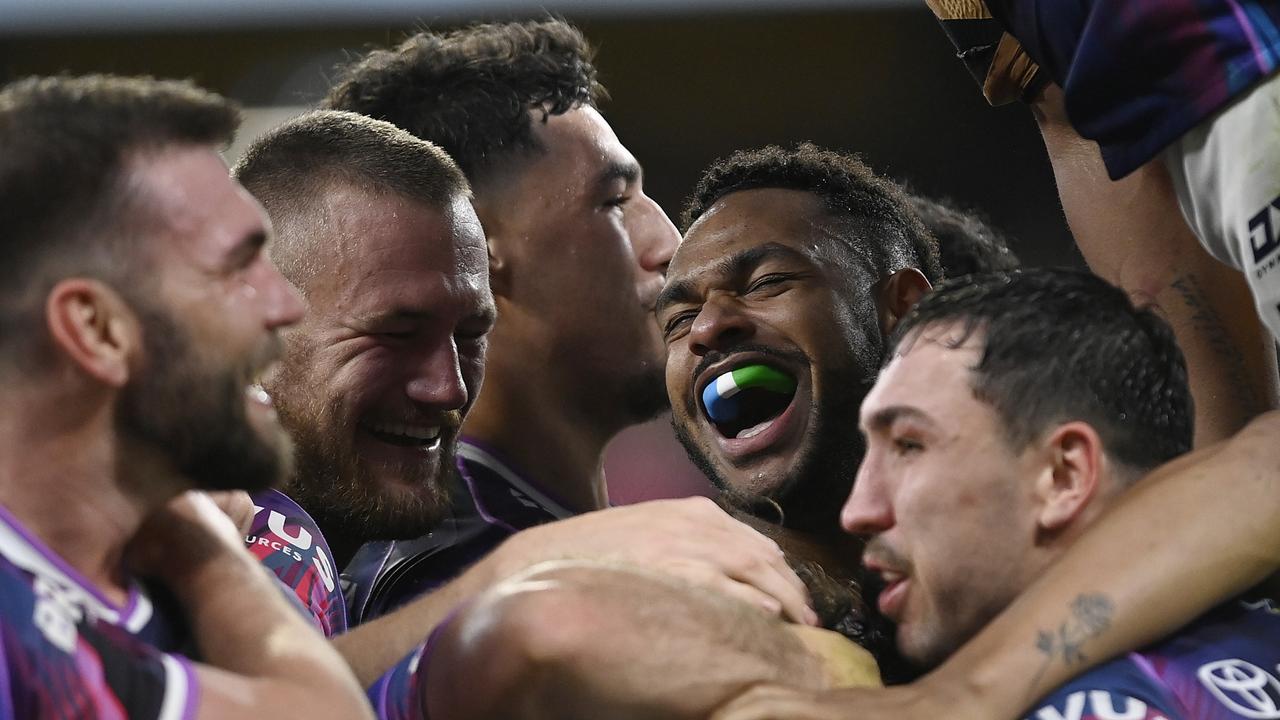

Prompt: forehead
[
  {"left": 520, "top": 106, "right": 637, "bottom": 189},
  {"left": 862, "top": 325, "right": 986, "bottom": 426},
  {"left": 670, "top": 188, "right": 830, "bottom": 277},
  {"left": 316, "top": 185, "right": 489, "bottom": 313},
  {"left": 129, "top": 145, "right": 267, "bottom": 256}
]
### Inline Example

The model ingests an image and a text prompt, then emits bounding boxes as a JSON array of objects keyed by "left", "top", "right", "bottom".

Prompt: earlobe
[
  {"left": 878, "top": 267, "right": 932, "bottom": 333},
  {"left": 45, "top": 279, "right": 136, "bottom": 387},
  {"left": 1034, "top": 422, "right": 1103, "bottom": 535}
]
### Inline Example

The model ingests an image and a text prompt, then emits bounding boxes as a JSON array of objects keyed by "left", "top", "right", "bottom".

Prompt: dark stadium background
[{"left": 0, "top": 2, "right": 1084, "bottom": 504}]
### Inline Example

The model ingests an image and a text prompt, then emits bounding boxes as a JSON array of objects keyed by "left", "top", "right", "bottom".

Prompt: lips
[
  {"left": 693, "top": 352, "right": 808, "bottom": 462},
  {"left": 864, "top": 558, "right": 910, "bottom": 621}
]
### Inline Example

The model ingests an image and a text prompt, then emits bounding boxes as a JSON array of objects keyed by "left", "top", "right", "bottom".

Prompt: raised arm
[
  {"left": 132, "top": 492, "right": 374, "bottom": 720},
  {"left": 1030, "top": 83, "right": 1279, "bottom": 444}
]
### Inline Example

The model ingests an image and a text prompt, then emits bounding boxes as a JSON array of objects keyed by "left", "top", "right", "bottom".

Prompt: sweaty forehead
[
  {"left": 670, "top": 188, "right": 829, "bottom": 277},
  {"left": 863, "top": 325, "right": 983, "bottom": 424}
]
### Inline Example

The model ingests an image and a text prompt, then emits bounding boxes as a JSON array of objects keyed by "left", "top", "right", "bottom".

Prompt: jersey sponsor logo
[
  {"left": 32, "top": 575, "right": 84, "bottom": 654},
  {"left": 1032, "top": 690, "right": 1167, "bottom": 720},
  {"left": 1247, "top": 195, "right": 1280, "bottom": 270},
  {"left": 1197, "top": 659, "right": 1280, "bottom": 719},
  {"left": 251, "top": 505, "right": 338, "bottom": 593}
]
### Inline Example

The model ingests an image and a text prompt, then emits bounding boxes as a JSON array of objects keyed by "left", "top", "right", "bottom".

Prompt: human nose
[
  {"left": 841, "top": 457, "right": 895, "bottom": 536},
  {"left": 257, "top": 261, "right": 307, "bottom": 330},
  {"left": 405, "top": 338, "right": 468, "bottom": 410},
  {"left": 631, "top": 194, "right": 679, "bottom": 275},
  {"left": 687, "top": 295, "right": 756, "bottom": 356}
]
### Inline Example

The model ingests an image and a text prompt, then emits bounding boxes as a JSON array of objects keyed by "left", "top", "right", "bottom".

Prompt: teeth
[
  {"left": 735, "top": 418, "right": 775, "bottom": 440},
  {"left": 371, "top": 422, "right": 441, "bottom": 441},
  {"left": 882, "top": 571, "right": 905, "bottom": 584},
  {"left": 247, "top": 385, "right": 272, "bottom": 405}
]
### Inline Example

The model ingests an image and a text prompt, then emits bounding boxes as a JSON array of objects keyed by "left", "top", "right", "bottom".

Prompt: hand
[
  {"left": 491, "top": 496, "right": 817, "bottom": 625},
  {"left": 128, "top": 491, "right": 243, "bottom": 580},
  {"left": 206, "top": 489, "right": 256, "bottom": 536},
  {"left": 711, "top": 681, "right": 980, "bottom": 720}
]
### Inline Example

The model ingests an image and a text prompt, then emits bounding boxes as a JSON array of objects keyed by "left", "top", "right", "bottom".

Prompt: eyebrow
[
  {"left": 595, "top": 159, "right": 641, "bottom": 189},
  {"left": 224, "top": 229, "right": 268, "bottom": 270},
  {"left": 655, "top": 242, "right": 811, "bottom": 315},
  {"left": 863, "top": 405, "right": 932, "bottom": 434}
]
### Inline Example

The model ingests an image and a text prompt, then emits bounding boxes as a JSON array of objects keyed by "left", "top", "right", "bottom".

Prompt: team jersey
[
  {"left": 988, "top": 0, "right": 1280, "bottom": 179},
  {"left": 1026, "top": 599, "right": 1280, "bottom": 720},
  {"left": 343, "top": 438, "right": 574, "bottom": 624},
  {"left": 246, "top": 489, "right": 348, "bottom": 637},
  {"left": 0, "top": 502, "right": 197, "bottom": 720}
]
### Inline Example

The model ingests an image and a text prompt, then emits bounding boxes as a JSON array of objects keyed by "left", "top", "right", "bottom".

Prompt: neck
[
  {"left": 463, "top": 366, "right": 619, "bottom": 514},
  {"left": 0, "top": 391, "right": 167, "bottom": 604}
]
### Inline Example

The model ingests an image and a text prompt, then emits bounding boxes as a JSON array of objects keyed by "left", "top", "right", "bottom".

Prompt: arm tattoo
[
  {"left": 1026, "top": 593, "right": 1115, "bottom": 701},
  {"left": 1170, "top": 273, "right": 1265, "bottom": 417}
]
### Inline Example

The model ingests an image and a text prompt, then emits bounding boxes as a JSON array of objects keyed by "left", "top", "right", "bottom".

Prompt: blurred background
[{"left": 0, "top": 0, "right": 1083, "bottom": 503}]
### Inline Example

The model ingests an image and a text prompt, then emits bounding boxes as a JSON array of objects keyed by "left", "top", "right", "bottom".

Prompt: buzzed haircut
[
  {"left": 322, "top": 19, "right": 603, "bottom": 186},
  {"left": 232, "top": 109, "right": 470, "bottom": 288},
  {"left": 683, "top": 143, "right": 945, "bottom": 285},
  {"left": 890, "top": 268, "right": 1194, "bottom": 477},
  {"left": 906, "top": 193, "right": 1021, "bottom": 278},
  {"left": 0, "top": 73, "right": 238, "bottom": 366}
]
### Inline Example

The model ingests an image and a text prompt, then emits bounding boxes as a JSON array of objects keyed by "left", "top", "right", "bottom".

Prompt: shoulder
[
  {"left": 1026, "top": 655, "right": 1185, "bottom": 720},
  {"left": 246, "top": 490, "right": 347, "bottom": 636}
]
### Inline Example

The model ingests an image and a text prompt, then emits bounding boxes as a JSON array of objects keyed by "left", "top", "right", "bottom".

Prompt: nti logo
[
  {"left": 1197, "top": 659, "right": 1280, "bottom": 719},
  {"left": 1247, "top": 196, "right": 1280, "bottom": 266}
]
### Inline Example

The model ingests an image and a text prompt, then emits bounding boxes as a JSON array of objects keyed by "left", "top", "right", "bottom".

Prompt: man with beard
[
  {"left": 714, "top": 269, "right": 1280, "bottom": 720},
  {"left": 232, "top": 110, "right": 814, "bottom": 711},
  {"left": 0, "top": 75, "right": 372, "bottom": 719}
]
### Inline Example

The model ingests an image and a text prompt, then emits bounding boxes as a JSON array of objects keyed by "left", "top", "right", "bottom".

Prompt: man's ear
[
  {"left": 45, "top": 278, "right": 139, "bottom": 388},
  {"left": 470, "top": 194, "right": 512, "bottom": 299},
  {"left": 1033, "top": 421, "right": 1105, "bottom": 535},
  {"left": 877, "top": 267, "right": 932, "bottom": 334}
]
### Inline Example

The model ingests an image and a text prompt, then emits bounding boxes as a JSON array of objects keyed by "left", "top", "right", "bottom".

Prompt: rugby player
[
  {"left": 714, "top": 269, "right": 1280, "bottom": 720},
  {"left": 0, "top": 74, "right": 371, "bottom": 719}
]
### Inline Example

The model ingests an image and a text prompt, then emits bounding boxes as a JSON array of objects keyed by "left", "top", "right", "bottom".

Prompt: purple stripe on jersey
[
  {"left": 1226, "top": 0, "right": 1270, "bottom": 69},
  {"left": 458, "top": 436, "right": 578, "bottom": 516},
  {"left": 0, "top": 502, "right": 143, "bottom": 622},
  {"left": 177, "top": 656, "right": 198, "bottom": 720}
]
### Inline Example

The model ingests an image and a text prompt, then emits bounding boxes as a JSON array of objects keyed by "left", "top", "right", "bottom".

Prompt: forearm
[
  {"left": 331, "top": 556, "right": 498, "bottom": 687},
  {"left": 1032, "top": 85, "right": 1279, "bottom": 444},
  {"left": 924, "top": 410, "right": 1280, "bottom": 717},
  {"left": 427, "top": 561, "right": 832, "bottom": 720}
]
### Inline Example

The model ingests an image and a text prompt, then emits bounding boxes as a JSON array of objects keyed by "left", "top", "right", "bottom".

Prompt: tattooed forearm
[
  {"left": 1170, "top": 273, "right": 1265, "bottom": 418},
  {"left": 1027, "top": 594, "right": 1115, "bottom": 700}
]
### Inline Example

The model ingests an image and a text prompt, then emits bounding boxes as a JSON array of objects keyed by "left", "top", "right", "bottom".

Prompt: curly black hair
[
  {"left": 906, "top": 192, "right": 1020, "bottom": 278},
  {"left": 323, "top": 19, "right": 604, "bottom": 185},
  {"left": 683, "top": 143, "right": 944, "bottom": 284}
]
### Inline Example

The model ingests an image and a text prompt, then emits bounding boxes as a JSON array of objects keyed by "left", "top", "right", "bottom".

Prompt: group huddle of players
[{"left": 1, "top": 3, "right": 1279, "bottom": 719}]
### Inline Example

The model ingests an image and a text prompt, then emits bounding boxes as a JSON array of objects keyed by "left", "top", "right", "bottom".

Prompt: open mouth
[
  {"left": 702, "top": 363, "right": 798, "bottom": 439},
  {"left": 363, "top": 421, "right": 443, "bottom": 449}
]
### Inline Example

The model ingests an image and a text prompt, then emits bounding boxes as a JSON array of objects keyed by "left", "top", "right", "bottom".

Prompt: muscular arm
[
  {"left": 426, "top": 561, "right": 876, "bottom": 720},
  {"left": 712, "top": 410, "right": 1280, "bottom": 720},
  {"left": 136, "top": 493, "right": 373, "bottom": 720},
  {"left": 1031, "top": 83, "right": 1279, "bottom": 444},
  {"left": 332, "top": 497, "right": 814, "bottom": 686}
]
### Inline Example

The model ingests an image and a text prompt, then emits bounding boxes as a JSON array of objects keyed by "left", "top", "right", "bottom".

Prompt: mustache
[
  {"left": 862, "top": 535, "right": 911, "bottom": 576},
  {"left": 691, "top": 343, "right": 808, "bottom": 390}
]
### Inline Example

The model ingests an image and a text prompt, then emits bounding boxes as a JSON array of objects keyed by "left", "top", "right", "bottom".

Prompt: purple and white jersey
[
  {"left": 1026, "top": 599, "right": 1280, "bottom": 720},
  {"left": 246, "top": 489, "right": 347, "bottom": 637},
  {"left": 343, "top": 438, "right": 574, "bottom": 624},
  {"left": 0, "top": 503, "right": 197, "bottom": 719}
]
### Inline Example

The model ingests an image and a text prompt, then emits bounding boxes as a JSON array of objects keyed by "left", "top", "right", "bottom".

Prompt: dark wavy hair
[
  {"left": 890, "top": 268, "right": 1194, "bottom": 476},
  {"left": 683, "top": 143, "right": 944, "bottom": 285},
  {"left": 323, "top": 19, "right": 603, "bottom": 186}
]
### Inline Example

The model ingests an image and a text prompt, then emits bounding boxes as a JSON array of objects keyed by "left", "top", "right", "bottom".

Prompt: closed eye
[{"left": 662, "top": 310, "right": 698, "bottom": 338}]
